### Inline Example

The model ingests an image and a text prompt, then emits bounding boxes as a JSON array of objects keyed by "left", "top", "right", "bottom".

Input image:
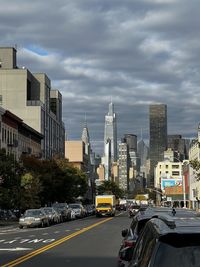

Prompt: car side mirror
[{"left": 121, "top": 228, "right": 128, "bottom": 237}]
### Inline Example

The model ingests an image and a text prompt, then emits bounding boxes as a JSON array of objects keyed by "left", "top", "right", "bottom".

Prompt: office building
[
  {"left": 149, "top": 104, "right": 167, "bottom": 186},
  {"left": 118, "top": 141, "right": 129, "bottom": 191},
  {"left": 168, "top": 135, "right": 189, "bottom": 161},
  {"left": 0, "top": 47, "right": 65, "bottom": 159},
  {"left": 104, "top": 101, "right": 117, "bottom": 162}
]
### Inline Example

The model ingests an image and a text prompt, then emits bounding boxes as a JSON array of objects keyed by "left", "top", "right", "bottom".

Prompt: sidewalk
[{"left": 0, "top": 220, "right": 18, "bottom": 228}]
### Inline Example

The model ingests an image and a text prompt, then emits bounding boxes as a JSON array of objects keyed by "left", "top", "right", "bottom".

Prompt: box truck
[{"left": 95, "top": 195, "right": 116, "bottom": 217}]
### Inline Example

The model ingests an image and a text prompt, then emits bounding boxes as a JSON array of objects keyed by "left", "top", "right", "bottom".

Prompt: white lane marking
[
  {"left": 75, "top": 228, "right": 80, "bottom": 230},
  {"left": 54, "top": 231, "right": 60, "bottom": 234},
  {"left": 42, "top": 233, "right": 48, "bottom": 235},
  {"left": 0, "top": 247, "right": 32, "bottom": 251},
  {"left": 65, "top": 230, "right": 71, "bottom": 232},
  {"left": 28, "top": 235, "right": 36, "bottom": 237}
]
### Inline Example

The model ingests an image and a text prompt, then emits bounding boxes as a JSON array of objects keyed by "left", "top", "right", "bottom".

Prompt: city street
[{"left": 0, "top": 211, "right": 129, "bottom": 267}]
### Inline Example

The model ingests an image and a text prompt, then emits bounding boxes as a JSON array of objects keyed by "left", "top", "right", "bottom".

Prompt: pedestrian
[{"left": 172, "top": 207, "right": 176, "bottom": 216}]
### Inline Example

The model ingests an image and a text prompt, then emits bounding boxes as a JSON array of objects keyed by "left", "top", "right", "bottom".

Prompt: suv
[
  {"left": 118, "top": 207, "right": 198, "bottom": 267},
  {"left": 128, "top": 214, "right": 200, "bottom": 267}
]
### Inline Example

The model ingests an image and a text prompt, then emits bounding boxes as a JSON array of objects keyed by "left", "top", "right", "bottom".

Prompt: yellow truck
[{"left": 95, "top": 195, "right": 116, "bottom": 217}]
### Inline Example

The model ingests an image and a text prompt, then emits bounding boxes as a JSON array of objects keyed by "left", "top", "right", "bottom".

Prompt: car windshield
[
  {"left": 97, "top": 203, "right": 111, "bottom": 208},
  {"left": 154, "top": 234, "right": 200, "bottom": 267},
  {"left": 69, "top": 204, "right": 81, "bottom": 209},
  {"left": 43, "top": 208, "right": 52, "bottom": 213},
  {"left": 25, "top": 210, "right": 42, "bottom": 216},
  {"left": 52, "top": 203, "right": 66, "bottom": 208}
]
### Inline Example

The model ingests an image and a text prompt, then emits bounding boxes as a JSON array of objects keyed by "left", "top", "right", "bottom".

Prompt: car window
[
  {"left": 130, "top": 224, "right": 156, "bottom": 267},
  {"left": 153, "top": 234, "right": 200, "bottom": 267}
]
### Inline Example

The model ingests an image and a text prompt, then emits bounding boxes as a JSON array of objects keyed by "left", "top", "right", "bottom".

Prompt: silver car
[{"left": 19, "top": 209, "right": 49, "bottom": 229}]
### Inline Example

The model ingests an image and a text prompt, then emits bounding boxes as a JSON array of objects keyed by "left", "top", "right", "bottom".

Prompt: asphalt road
[{"left": 0, "top": 211, "right": 130, "bottom": 267}]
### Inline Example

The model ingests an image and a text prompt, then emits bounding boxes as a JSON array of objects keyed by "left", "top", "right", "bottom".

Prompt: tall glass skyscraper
[
  {"left": 149, "top": 104, "right": 167, "bottom": 187},
  {"left": 104, "top": 102, "right": 117, "bottom": 163}
]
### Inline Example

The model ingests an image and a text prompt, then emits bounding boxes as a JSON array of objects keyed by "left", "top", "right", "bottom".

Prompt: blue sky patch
[{"left": 27, "top": 45, "right": 48, "bottom": 56}]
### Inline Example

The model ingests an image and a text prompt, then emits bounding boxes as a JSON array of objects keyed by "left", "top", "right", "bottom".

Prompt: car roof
[{"left": 148, "top": 215, "right": 200, "bottom": 236}]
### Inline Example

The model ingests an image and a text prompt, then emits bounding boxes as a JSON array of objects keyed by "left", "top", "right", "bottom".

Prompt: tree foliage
[
  {"left": 21, "top": 156, "right": 88, "bottom": 206},
  {"left": 97, "top": 180, "right": 124, "bottom": 199},
  {"left": 190, "top": 159, "right": 200, "bottom": 181},
  {"left": 0, "top": 150, "right": 88, "bottom": 210},
  {"left": 0, "top": 149, "right": 23, "bottom": 209}
]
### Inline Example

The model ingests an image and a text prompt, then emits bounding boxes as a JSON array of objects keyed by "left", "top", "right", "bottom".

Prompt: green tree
[
  {"left": 21, "top": 156, "right": 88, "bottom": 205},
  {"left": 20, "top": 173, "right": 42, "bottom": 211},
  {"left": 97, "top": 180, "right": 124, "bottom": 199},
  {"left": 0, "top": 149, "right": 23, "bottom": 209}
]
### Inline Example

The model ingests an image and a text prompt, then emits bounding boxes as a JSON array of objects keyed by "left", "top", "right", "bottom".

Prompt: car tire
[{"left": 19, "top": 225, "right": 23, "bottom": 229}]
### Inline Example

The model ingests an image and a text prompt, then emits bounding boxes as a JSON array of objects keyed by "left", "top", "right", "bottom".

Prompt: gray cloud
[{"left": 0, "top": 0, "right": 200, "bottom": 154}]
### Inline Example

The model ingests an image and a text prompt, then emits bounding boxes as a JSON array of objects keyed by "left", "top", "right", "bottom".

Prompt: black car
[
  {"left": 118, "top": 209, "right": 155, "bottom": 267},
  {"left": 128, "top": 214, "right": 200, "bottom": 267},
  {"left": 118, "top": 207, "right": 198, "bottom": 267}
]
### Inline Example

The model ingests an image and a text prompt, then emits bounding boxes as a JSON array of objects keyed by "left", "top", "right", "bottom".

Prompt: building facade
[
  {"left": 0, "top": 47, "right": 65, "bottom": 159},
  {"left": 0, "top": 107, "right": 43, "bottom": 160},
  {"left": 149, "top": 104, "right": 168, "bottom": 187},
  {"left": 189, "top": 125, "right": 200, "bottom": 209},
  {"left": 118, "top": 141, "right": 129, "bottom": 192},
  {"left": 168, "top": 135, "right": 189, "bottom": 161}
]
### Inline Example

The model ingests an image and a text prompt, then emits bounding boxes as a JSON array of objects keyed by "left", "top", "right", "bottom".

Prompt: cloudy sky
[{"left": 1, "top": 0, "right": 200, "bottom": 154}]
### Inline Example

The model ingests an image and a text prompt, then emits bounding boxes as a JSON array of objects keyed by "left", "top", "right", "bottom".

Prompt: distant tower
[
  {"left": 104, "top": 101, "right": 117, "bottom": 162},
  {"left": 149, "top": 104, "right": 167, "bottom": 187},
  {"left": 81, "top": 116, "right": 90, "bottom": 155}
]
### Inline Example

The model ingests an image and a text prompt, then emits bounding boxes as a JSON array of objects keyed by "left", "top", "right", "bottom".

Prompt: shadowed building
[{"left": 149, "top": 104, "right": 167, "bottom": 187}]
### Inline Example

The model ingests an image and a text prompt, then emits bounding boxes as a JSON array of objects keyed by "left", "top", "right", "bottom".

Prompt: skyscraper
[
  {"left": 149, "top": 104, "right": 167, "bottom": 186},
  {"left": 81, "top": 120, "right": 90, "bottom": 155},
  {"left": 104, "top": 102, "right": 117, "bottom": 162}
]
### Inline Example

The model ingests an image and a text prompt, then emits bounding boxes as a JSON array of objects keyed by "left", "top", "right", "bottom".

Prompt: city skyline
[{"left": 1, "top": 0, "right": 200, "bottom": 155}]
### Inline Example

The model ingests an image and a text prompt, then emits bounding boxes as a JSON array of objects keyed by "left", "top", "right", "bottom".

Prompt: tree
[
  {"left": 21, "top": 156, "right": 88, "bottom": 205},
  {"left": 0, "top": 149, "right": 24, "bottom": 209},
  {"left": 20, "top": 173, "right": 42, "bottom": 211},
  {"left": 190, "top": 159, "right": 200, "bottom": 181},
  {"left": 97, "top": 180, "right": 124, "bottom": 199}
]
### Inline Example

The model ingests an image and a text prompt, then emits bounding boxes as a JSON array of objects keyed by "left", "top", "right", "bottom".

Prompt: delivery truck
[{"left": 95, "top": 195, "right": 116, "bottom": 217}]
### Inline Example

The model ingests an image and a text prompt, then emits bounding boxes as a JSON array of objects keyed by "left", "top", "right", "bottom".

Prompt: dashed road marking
[{"left": 0, "top": 247, "right": 33, "bottom": 251}]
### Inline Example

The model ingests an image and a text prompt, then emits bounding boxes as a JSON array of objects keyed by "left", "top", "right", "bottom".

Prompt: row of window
[
  {"left": 159, "top": 171, "right": 180, "bottom": 176},
  {"left": 159, "top": 164, "right": 180, "bottom": 169}
]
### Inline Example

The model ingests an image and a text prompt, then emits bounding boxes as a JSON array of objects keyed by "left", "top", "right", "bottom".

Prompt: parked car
[
  {"left": 118, "top": 207, "right": 198, "bottom": 267},
  {"left": 52, "top": 203, "right": 71, "bottom": 221},
  {"left": 68, "top": 203, "right": 85, "bottom": 218},
  {"left": 128, "top": 214, "right": 200, "bottom": 267},
  {"left": 19, "top": 209, "right": 49, "bottom": 229},
  {"left": 128, "top": 205, "right": 141, "bottom": 218},
  {"left": 118, "top": 209, "right": 154, "bottom": 267},
  {"left": 40, "top": 207, "right": 60, "bottom": 224}
]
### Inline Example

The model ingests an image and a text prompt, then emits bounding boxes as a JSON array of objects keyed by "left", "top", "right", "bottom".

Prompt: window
[
  {"left": 172, "top": 171, "right": 180, "bottom": 176},
  {"left": 0, "top": 95, "right": 2, "bottom": 105},
  {"left": 166, "top": 165, "right": 168, "bottom": 169},
  {"left": 172, "top": 165, "right": 179, "bottom": 169}
]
